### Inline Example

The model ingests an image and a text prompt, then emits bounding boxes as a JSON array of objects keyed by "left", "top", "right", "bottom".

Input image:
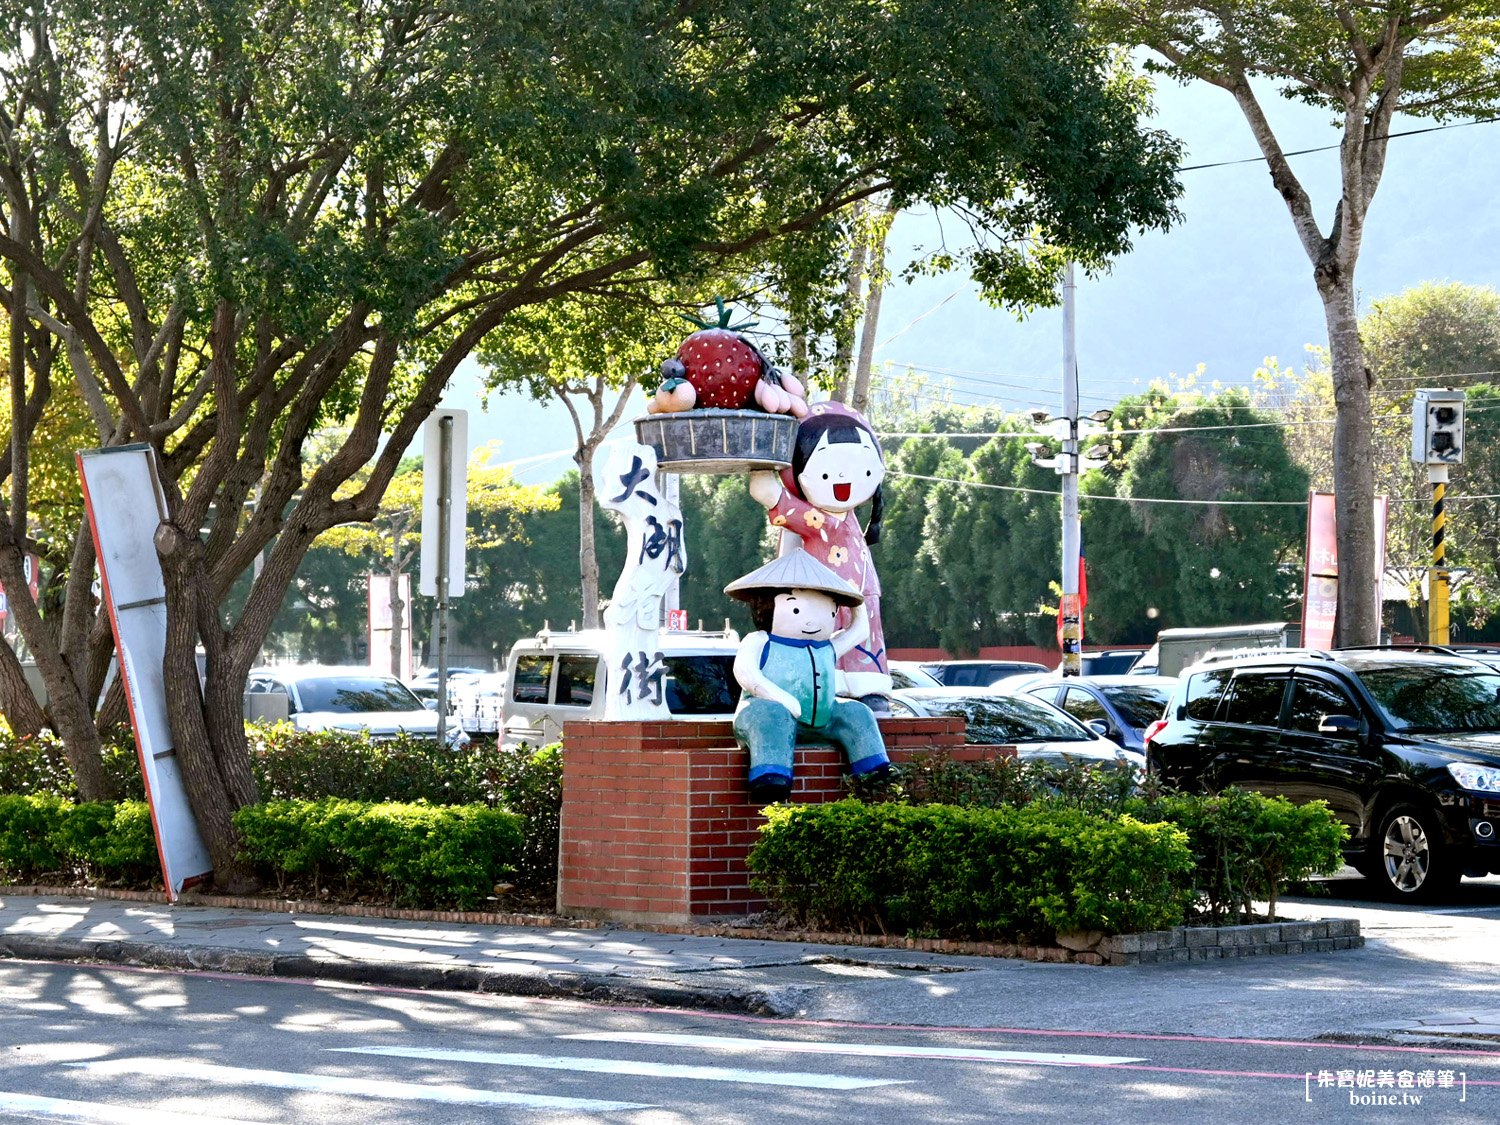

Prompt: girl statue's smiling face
[
  {"left": 770, "top": 589, "right": 840, "bottom": 640},
  {"left": 797, "top": 427, "right": 885, "bottom": 513}
]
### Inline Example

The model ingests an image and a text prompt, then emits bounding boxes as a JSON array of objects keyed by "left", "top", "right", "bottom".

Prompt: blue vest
[{"left": 758, "top": 635, "right": 836, "bottom": 728}]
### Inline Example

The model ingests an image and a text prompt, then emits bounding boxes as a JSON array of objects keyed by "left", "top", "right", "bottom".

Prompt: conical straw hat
[{"left": 724, "top": 547, "right": 863, "bottom": 607}]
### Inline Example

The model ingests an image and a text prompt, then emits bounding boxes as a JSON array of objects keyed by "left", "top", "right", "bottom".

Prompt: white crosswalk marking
[
  {"left": 0, "top": 1091, "right": 261, "bottom": 1125},
  {"left": 331, "top": 1044, "right": 909, "bottom": 1089},
  {"left": 564, "top": 1032, "right": 1148, "bottom": 1067},
  {"left": 66, "top": 1058, "right": 653, "bottom": 1112}
]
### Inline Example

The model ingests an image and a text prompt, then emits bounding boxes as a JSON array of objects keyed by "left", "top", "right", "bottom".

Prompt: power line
[
  {"left": 1179, "top": 118, "right": 1495, "bottom": 172},
  {"left": 887, "top": 469, "right": 1308, "bottom": 505}
]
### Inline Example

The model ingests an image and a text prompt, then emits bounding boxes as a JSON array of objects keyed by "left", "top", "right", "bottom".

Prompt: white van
[{"left": 501, "top": 627, "right": 742, "bottom": 748}]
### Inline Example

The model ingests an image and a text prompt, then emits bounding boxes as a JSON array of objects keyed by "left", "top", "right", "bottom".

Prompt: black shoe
[{"left": 747, "top": 780, "right": 793, "bottom": 805}]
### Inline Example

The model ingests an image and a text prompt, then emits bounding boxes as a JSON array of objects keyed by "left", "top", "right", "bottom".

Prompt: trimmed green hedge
[
  {"left": 748, "top": 799, "right": 1194, "bottom": 940},
  {"left": 0, "top": 794, "right": 158, "bottom": 884},
  {"left": 233, "top": 798, "right": 524, "bottom": 910},
  {"left": 1131, "top": 789, "right": 1348, "bottom": 924},
  {"left": 0, "top": 727, "right": 562, "bottom": 889}
]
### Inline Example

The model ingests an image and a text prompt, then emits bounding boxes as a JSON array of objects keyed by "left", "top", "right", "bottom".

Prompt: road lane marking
[
  {"left": 66, "top": 1059, "right": 651, "bottom": 1112},
  {"left": 330, "top": 1045, "right": 908, "bottom": 1089},
  {"left": 0, "top": 1091, "right": 261, "bottom": 1125},
  {"left": 563, "top": 1032, "right": 1147, "bottom": 1067}
]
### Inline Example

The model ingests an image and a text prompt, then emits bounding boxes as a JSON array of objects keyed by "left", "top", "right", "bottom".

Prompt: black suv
[{"left": 1147, "top": 649, "right": 1500, "bottom": 901}]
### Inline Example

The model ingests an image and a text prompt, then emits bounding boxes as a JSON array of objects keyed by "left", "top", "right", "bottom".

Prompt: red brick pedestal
[{"left": 557, "top": 718, "right": 1012, "bottom": 924}]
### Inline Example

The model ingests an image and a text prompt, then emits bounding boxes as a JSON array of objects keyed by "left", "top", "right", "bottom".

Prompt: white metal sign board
[
  {"left": 419, "top": 408, "right": 468, "bottom": 597},
  {"left": 77, "top": 444, "right": 213, "bottom": 898}
]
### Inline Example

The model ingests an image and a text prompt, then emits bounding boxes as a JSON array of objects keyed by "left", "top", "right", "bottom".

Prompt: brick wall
[{"left": 557, "top": 718, "right": 1014, "bottom": 924}]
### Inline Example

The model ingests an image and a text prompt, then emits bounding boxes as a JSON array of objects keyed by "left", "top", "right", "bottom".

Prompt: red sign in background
[{"left": 1302, "top": 493, "right": 1388, "bottom": 650}]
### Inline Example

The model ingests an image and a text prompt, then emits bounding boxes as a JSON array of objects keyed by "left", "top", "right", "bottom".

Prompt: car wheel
[{"left": 1369, "top": 803, "right": 1458, "bottom": 903}]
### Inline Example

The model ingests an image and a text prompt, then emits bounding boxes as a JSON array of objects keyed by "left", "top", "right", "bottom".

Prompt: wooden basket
[{"left": 634, "top": 409, "right": 796, "bottom": 474}]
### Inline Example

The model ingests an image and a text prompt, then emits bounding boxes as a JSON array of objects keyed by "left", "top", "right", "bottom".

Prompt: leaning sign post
[
  {"left": 420, "top": 408, "right": 467, "bottom": 743},
  {"left": 77, "top": 444, "right": 214, "bottom": 898}
]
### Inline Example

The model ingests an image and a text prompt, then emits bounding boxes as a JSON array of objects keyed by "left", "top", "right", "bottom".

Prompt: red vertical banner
[{"left": 1302, "top": 492, "right": 1389, "bottom": 650}]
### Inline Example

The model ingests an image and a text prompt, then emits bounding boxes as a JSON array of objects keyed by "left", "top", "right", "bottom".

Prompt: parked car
[
  {"left": 1020, "top": 675, "right": 1177, "bottom": 752},
  {"left": 880, "top": 686, "right": 1143, "bottom": 771},
  {"left": 409, "top": 666, "right": 487, "bottom": 703},
  {"left": 919, "top": 660, "right": 1050, "bottom": 688},
  {"left": 1146, "top": 648, "right": 1500, "bottom": 901},
  {"left": 245, "top": 665, "right": 469, "bottom": 746},
  {"left": 1079, "top": 649, "right": 1146, "bottom": 676},
  {"left": 501, "top": 628, "right": 742, "bottom": 748},
  {"left": 1131, "top": 622, "right": 1301, "bottom": 677},
  {"left": 442, "top": 671, "right": 506, "bottom": 733},
  {"left": 888, "top": 660, "right": 943, "bottom": 689}
]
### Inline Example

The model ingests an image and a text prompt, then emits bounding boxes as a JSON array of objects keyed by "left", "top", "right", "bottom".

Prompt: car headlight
[{"left": 1447, "top": 762, "right": 1500, "bottom": 793}]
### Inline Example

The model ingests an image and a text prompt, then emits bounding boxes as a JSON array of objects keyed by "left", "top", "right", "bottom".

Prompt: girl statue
[{"left": 748, "top": 401, "right": 890, "bottom": 698}]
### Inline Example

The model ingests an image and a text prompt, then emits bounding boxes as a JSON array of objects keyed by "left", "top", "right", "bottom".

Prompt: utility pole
[
  {"left": 435, "top": 414, "right": 453, "bottom": 745},
  {"left": 1025, "top": 264, "right": 1105, "bottom": 677},
  {"left": 1058, "top": 263, "right": 1082, "bottom": 677}
]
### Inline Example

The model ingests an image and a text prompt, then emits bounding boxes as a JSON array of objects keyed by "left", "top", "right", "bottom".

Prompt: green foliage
[
  {"left": 245, "top": 727, "right": 561, "bottom": 887},
  {"left": 0, "top": 796, "right": 157, "bottom": 885},
  {"left": 876, "top": 751, "right": 1140, "bottom": 814},
  {"left": 1115, "top": 386, "right": 1307, "bottom": 628},
  {"left": 1131, "top": 789, "right": 1348, "bottom": 925},
  {"left": 233, "top": 799, "right": 524, "bottom": 910},
  {"left": 748, "top": 799, "right": 1192, "bottom": 939},
  {"left": 0, "top": 731, "right": 145, "bottom": 802}
]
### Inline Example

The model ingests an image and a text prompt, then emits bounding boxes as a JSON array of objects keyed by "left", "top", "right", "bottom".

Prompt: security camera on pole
[
  {"left": 1411, "top": 389, "right": 1465, "bottom": 645},
  {"left": 1025, "top": 263, "right": 1111, "bottom": 677}
]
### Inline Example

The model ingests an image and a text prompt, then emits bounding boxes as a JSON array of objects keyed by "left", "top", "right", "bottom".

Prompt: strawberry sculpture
[{"left": 648, "top": 299, "right": 808, "bottom": 417}]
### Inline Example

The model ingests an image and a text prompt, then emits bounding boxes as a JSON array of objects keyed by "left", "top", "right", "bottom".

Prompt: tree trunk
[
  {"left": 0, "top": 538, "right": 117, "bottom": 799},
  {"left": 850, "top": 217, "right": 889, "bottom": 418},
  {"left": 830, "top": 197, "right": 869, "bottom": 402},
  {"left": 578, "top": 444, "right": 601, "bottom": 629},
  {"left": 155, "top": 522, "right": 257, "bottom": 890},
  {"left": 1322, "top": 278, "right": 1380, "bottom": 647},
  {"left": 389, "top": 522, "right": 405, "bottom": 677},
  {"left": 0, "top": 635, "right": 46, "bottom": 737}
]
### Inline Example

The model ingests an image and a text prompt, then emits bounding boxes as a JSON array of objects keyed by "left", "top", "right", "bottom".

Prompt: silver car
[{"left": 246, "top": 665, "right": 470, "bottom": 747}]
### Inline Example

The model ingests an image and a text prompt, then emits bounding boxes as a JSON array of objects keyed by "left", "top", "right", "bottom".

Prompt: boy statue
[{"left": 725, "top": 548, "right": 891, "bottom": 804}]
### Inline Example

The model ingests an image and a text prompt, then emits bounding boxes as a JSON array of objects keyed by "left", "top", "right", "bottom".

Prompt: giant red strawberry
[{"left": 675, "top": 299, "right": 766, "bottom": 409}]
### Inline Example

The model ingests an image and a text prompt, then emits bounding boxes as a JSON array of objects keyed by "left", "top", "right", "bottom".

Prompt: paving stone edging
[
  {"left": 0, "top": 885, "right": 1361, "bottom": 967},
  {"left": 1099, "top": 918, "right": 1363, "bottom": 964}
]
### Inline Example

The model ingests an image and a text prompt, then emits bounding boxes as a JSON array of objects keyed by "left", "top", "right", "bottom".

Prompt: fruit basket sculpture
[{"left": 634, "top": 300, "right": 806, "bottom": 474}]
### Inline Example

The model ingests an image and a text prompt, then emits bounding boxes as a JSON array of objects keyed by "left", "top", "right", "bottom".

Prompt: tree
[
  {"left": 0, "top": 0, "right": 1181, "bottom": 880},
  {"left": 1265, "top": 282, "right": 1500, "bottom": 631},
  {"left": 1092, "top": 1, "right": 1500, "bottom": 645},
  {"left": 1117, "top": 389, "right": 1309, "bottom": 627},
  {"left": 318, "top": 446, "right": 555, "bottom": 670}
]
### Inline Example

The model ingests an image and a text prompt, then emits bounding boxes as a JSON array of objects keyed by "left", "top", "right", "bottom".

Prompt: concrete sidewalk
[{"left": 2, "top": 887, "right": 1498, "bottom": 1043}]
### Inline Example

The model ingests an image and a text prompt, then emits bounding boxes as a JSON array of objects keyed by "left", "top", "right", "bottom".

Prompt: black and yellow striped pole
[{"left": 1430, "top": 465, "right": 1450, "bottom": 645}]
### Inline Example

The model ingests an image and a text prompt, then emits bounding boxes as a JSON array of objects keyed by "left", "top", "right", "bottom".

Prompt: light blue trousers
[{"left": 734, "top": 697, "right": 890, "bottom": 786}]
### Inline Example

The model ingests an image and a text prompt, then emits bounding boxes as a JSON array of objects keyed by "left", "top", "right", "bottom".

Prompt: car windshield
[
  {"left": 915, "top": 694, "right": 1094, "bottom": 743},
  {"left": 1356, "top": 663, "right": 1500, "bottom": 732},
  {"left": 1101, "top": 685, "right": 1173, "bottom": 728},
  {"left": 295, "top": 676, "right": 424, "bottom": 713}
]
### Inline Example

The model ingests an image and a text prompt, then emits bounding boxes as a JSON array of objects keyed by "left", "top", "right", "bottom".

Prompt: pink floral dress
[{"left": 768, "top": 484, "right": 886, "bottom": 679}]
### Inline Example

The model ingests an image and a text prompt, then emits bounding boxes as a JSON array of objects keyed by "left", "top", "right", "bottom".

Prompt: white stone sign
[{"left": 597, "top": 442, "right": 686, "bottom": 720}]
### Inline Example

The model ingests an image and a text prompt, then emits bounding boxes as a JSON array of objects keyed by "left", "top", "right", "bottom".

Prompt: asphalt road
[{"left": 0, "top": 958, "right": 1495, "bottom": 1125}]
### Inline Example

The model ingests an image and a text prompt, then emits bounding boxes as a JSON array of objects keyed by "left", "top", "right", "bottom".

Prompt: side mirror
[
  {"left": 423, "top": 699, "right": 439, "bottom": 711},
  {"left": 1086, "top": 719, "right": 1112, "bottom": 739},
  {"left": 1317, "top": 713, "right": 1360, "bottom": 736}
]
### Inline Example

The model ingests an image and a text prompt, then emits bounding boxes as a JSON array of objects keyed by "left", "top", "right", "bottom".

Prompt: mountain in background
[{"left": 445, "top": 76, "right": 1500, "bottom": 479}]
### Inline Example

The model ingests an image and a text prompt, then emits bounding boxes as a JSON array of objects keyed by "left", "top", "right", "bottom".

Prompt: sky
[{"left": 439, "top": 73, "right": 1500, "bottom": 483}]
